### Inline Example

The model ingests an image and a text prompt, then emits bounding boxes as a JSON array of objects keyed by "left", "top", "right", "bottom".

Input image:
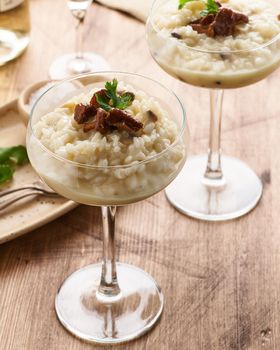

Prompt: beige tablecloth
[{"left": 97, "top": 0, "right": 151, "bottom": 22}]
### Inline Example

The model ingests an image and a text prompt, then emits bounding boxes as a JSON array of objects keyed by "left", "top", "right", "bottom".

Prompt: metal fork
[{"left": 0, "top": 181, "right": 59, "bottom": 211}]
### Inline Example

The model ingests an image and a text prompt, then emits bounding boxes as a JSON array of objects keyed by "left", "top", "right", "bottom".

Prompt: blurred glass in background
[{"left": 0, "top": 0, "right": 30, "bottom": 66}]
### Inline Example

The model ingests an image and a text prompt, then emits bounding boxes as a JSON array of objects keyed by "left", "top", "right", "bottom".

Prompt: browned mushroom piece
[
  {"left": 83, "top": 108, "right": 109, "bottom": 133},
  {"left": 90, "top": 89, "right": 109, "bottom": 108},
  {"left": 74, "top": 103, "right": 97, "bottom": 124},
  {"left": 200, "top": 13, "right": 215, "bottom": 26},
  {"left": 95, "top": 108, "right": 110, "bottom": 134},
  {"left": 107, "top": 108, "right": 143, "bottom": 133},
  {"left": 233, "top": 11, "right": 249, "bottom": 24},
  {"left": 189, "top": 7, "right": 248, "bottom": 38},
  {"left": 83, "top": 121, "right": 96, "bottom": 133},
  {"left": 146, "top": 110, "right": 158, "bottom": 122},
  {"left": 190, "top": 23, "right": 209, "bottom": 35},
  {"left": 76, "top": 89, "right": 143, "bottom": 135},
  {"left": 171, "top": 32, "right": 182, "bottom": 39},
  {"left": 190, "top": 14, "right": 216, "bottom": 35},
  {"left": 209, "top": 8, "right": 248, "bottom": 37}
]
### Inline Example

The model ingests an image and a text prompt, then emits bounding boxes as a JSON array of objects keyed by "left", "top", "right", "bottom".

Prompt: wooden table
[{"left": 1, "top": 1, "right": 280, "bottom": 349}]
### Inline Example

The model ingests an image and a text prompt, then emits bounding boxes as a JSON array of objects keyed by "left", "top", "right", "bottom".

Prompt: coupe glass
[
  {"left": 26, "top": 72, "right": 187, "bottom": 344},
  {"left": 49, "top": 0, "right": 110, "bottom": 80},
  {"left": 146, "top": 0, "right": 280, "bottom": 221}
]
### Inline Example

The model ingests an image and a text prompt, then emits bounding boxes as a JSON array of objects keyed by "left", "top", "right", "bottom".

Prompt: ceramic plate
[{"left": 0, "top": 99, "right": 77, "bottom": 244}]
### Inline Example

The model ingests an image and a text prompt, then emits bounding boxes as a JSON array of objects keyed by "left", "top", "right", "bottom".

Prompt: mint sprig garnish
[
  {"left": 0, "top": 146, "right": 29, "bottom": 184},
  {"left": 178, "top": 0, "right": 219, "bottom": 16},
  {"left": 95, "top": 79, "right": 134, "bottom": 112},
  {"left": 201, "top": 0, "right": 219, "bottom": 15}
]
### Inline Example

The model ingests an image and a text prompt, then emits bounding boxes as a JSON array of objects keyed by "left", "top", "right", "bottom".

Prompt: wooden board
[
  {"left": 0, "top": 100, "right": 77, "bottom": 244},
  {"left": 0, "top": 1, "right": 280, "bottom": 350}
]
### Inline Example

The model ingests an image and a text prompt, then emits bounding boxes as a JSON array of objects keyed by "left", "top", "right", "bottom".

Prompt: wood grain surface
[{"left": 1, "top": 0, "right": 280, "bottom": 349}]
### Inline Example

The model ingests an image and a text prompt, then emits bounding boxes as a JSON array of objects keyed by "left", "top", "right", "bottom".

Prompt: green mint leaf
[
  {"left": 178, "top": 0, "right": 196, "bottom": 10},
  {"left": 116, "top": 92, "right": 134, "bottom": 110},
  {"left": 97, "top": 79, "right": 134, "bottom": 111},
  {"left": 9, "top": 146, "right": 29, "bottom": 165},
  {"left": 0, "top": 148, "right": 13, "bottom": 163},
  {"left": 0, "top": 146, "right": 28, "bottom": 185},
  {"left": 105, "top": 79, "right": 118, "bottom": 94},
  {"left": 0, "top": 146, "right": 28, "bottom": 165},
  {"left": 105, "top": 79, "right": 119, "bottom": 107},
  {"left": 0, "top": 164, "right": 14, "bottom": 184},
  {"left": 95, "top": 94, "right": 112, "bottom": 112},
  {"left": 201, "top": 0, "right": 219, "bottom": 15}
]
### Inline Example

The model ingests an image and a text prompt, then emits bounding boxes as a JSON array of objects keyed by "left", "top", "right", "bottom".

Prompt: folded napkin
[{"left": 97, "top": 0, "right": 152, "bottom": 22}]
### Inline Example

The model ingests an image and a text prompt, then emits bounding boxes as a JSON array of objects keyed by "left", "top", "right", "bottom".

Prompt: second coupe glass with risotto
[{"left": 147, "top": 0, "right": 280, "bottom": 221}]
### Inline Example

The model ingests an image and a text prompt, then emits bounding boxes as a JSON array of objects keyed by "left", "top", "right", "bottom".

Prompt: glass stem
[
  {"left": 75, "top": 16, "right": 84, "bottom": 59},
  {"left": 203, "top": 89, "right": 225, "bottom": 188},
  {"left": 98, "top": 206, "right": 121, "bottom": 298}
]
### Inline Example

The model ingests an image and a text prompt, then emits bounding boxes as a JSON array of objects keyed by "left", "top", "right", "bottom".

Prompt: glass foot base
[
  {"left": 55, "top": 263, "right": 163, "bottom": 344},
  {"left": 49, "top": 53, "right": 111, "bottom": 80},
  {"left": 165, "top": 155, "right": 263, "bottom": 221}
]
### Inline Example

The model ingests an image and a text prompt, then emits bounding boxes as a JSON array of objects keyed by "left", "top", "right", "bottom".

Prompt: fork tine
[
  {"left": 0, "top": 182, "right": 56, "bottom": 199},
  {"left": 0, "top": 186, "right": 40, "bottom": 198},
  {"left": 0, "top": 191, "right": 58, "bottom": 211}
]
